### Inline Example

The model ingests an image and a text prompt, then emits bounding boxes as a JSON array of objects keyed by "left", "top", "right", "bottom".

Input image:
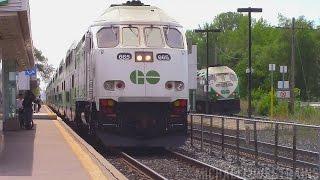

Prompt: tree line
[{"left": 187, "top": 12, "right": 320, "bottom": 101}]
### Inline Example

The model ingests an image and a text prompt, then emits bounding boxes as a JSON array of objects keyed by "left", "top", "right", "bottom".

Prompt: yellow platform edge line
[
  {"left": 43, "top": 105, "right": 55, "bottom": 116},
  {"left": 53, "top": 120, "right": 108, "bottom": 180}
]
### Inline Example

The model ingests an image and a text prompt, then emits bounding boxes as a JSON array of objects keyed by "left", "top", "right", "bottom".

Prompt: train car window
[
  {"left": 97, "top": 27, "right": 119, "bottom": 48},
  {"left": 122, "top": 27, "right": 139, "bottom": 47},
  {"left": 164, "top": 27, "right": 184, "bottom": 49},
  {"left": 66, "top": 92, "right": 70, "bottom": 102},
  {"left": 144, "top": 27, "right": 164, "bottom": 47},
  {"left": 72, "top": 75, "right": 74, "bottom": 88}
]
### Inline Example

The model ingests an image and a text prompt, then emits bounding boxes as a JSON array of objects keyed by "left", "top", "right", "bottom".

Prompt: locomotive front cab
[{"left": 91, "top": 23, "right": 189, "bottom": 145}]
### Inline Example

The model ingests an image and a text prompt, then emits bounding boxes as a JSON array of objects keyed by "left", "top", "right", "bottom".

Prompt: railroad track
[
  {"left": 190, "top": 128, "right": 319, "bottom": 169},
  {"left": 115, "top": 148, "right": 244, "bottom": 180}
]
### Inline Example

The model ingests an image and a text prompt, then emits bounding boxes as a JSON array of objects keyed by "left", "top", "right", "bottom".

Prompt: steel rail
[
  {"left": 119, "top": 151, "right": 168, "bottom": 180},
  {"left": 191, "top": 134, "right": 318, "bottom": 169},
  {"left": 191, "top": 127, "right": 318, "bottom": 158}
]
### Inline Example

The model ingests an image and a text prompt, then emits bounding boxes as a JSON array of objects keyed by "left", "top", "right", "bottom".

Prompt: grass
[{"left": 238, "top": 99, "right": 320, "bottom": 125}]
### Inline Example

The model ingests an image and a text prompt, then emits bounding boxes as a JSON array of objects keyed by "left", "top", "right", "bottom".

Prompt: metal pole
[
  {"left": 254, "top": 121, "right": 258, "bottom": 166},
  {"left": 221, "top": 117, "right": 225, "bottom": 158},
  {"left": 293, "top": 125, "right": 297, "bottom": 179},
  {"left": 210, "top": 117, "right": 213, "bottom": 153},
  {"left": 206, "top": 32, "right": 209, "bottom": 114},
  {"left": 274, "top": 123, "right": 279, "bottom": 166},
  {"left": 271, "top": 71, "right": 274, "bottom": 119},
  {"left": 282, "top": 71, "right": 285, "bottom": 89},
  {"left": 317, "top": 128, "right": 320, "bottom": 179},
  {"left": 201, "top": 115, "right": 204, "bottom": 151},
  {"left": 236, "top": 119, "right": 240, "bottom": 164},
  {"left": 214, "top": 44, "right": 218, "bottom": 65},
  {"left": 289, "top": 18, "right": 295, "bottom": 113},
  {"left": 190, "top": 115, "right": 193, "bottom": 147},
  {"left": 248, "top": 11, "right": 252, "bottom": 118},
  {"left": 192, "top": 90, "right": 196, "bottom": 112}
]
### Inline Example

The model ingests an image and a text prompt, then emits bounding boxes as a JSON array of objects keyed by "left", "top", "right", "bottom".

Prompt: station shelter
[{"left": 0, "top": 0, "right": 34, "bottom": 131}]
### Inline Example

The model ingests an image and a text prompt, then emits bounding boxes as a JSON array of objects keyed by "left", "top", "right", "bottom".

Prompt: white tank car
[
  {"left": 196, "top": 66, "right": 240, "bottom": 114},
  {"left": 46, "top": 1, "right": 190, "bottom": 147}
]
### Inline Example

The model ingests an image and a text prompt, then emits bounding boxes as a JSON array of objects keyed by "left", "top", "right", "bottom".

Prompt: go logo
[{"left": 130, "top": 70, "right": 160, "bottom": 85}]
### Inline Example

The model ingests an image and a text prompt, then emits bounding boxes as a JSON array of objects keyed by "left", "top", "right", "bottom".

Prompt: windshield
[
  {"left": 96, "top": 27, "right": 119, "bottom": 48},
  {"left": 164, "top": 27, "right": 184, "bottom": 49},
  {"left": 122, "top": 27, "right": 139, "bottom": 47},
  {"left": 215, "top": 73, "right": 231, "bottom": 82},
  {"left": 144, "top": 27, "right": 164, "bottom": 47}
]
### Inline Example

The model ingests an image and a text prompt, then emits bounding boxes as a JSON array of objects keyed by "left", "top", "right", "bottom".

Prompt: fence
[{"left": 189, "top": 114, "right": 320, "bottom": 179}]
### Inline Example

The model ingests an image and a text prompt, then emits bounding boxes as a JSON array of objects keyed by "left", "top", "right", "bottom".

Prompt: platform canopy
[{"left": 0, "top": 0, "right": 34, "bottom": 71}]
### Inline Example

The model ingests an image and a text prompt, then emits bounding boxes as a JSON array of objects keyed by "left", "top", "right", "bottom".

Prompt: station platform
[{"left": 0, "top": 105, "right": 126, "bottom": 180}]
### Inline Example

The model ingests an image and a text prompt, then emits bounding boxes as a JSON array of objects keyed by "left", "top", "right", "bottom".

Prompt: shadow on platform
[{"left": 0, "top": 125, "right": 36, "bottom": 176}]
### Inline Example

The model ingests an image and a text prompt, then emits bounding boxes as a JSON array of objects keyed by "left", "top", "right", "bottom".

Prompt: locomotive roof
[{"left": 93, "top": 4, "right": 181, "bottom": 27}]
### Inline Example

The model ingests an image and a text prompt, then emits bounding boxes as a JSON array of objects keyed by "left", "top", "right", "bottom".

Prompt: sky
[{"left": 30, "top": 0, "right": 320, "bottom": 69}]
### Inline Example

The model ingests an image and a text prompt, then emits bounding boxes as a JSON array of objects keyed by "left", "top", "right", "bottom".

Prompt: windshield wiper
[
  {"left": 111, "top": 25, "right": 118, "bottom": 40},
  {"left": 128, "top": 25, "right": 138, "bottom": 37}
]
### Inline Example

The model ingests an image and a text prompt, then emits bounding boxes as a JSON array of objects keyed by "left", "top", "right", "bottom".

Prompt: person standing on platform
[
  {"left": 23, "top": 90, "right": 35, "bottom": 129},
  {"left": 16, "top": 93, "right": 24, "bottom": 128},
  {"left": 34, "top": 97, "right": 42, "bottom": 113}
]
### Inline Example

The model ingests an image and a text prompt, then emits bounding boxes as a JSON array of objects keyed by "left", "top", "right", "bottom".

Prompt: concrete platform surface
[{"left": 0, "top": 106, "right": 124, "bottom": 180}]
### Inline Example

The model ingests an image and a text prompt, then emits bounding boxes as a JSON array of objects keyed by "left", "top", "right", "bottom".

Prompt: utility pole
[
  {"left": 289, "top": 18, "right": 295, "bottom": 113},
  {"left": 214, "top": 44, "right": 218, "bottom": 65},
  {"left": 237, "top": 7, "right": 262, "bottom": 118},
  {"left": 194, "top": 29, "right": 221, "bottom": 114}
]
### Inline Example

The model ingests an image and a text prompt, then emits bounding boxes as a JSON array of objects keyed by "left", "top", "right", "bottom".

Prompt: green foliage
[
  {"left": 34, "top": 48, "right": 55, "bottom": 83},
  {"left": 292, "top": 105, "right": 320, "bottom": 125},
  {"left": 188, "top": 12, "right": 320, "bottom": 102},
  {"left": 274, "top": 101, "right": 289, "bottom": 118}
]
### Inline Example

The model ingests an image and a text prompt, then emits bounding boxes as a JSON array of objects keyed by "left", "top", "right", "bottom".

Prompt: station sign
[
  {"left": 278, "top": 81, "right": 289, "bottom": 89},
  {"left": 269, "top": 64, "right": 276, "bottom": 71},
  {"left": 280, "top": 66, "right": 287, "bottom": 73},
  {"left": 25, "top": 67, "right": 37, "bottom": 76},
  {"left": 277, "top": 90, "right": 290, "bottom": 99}
]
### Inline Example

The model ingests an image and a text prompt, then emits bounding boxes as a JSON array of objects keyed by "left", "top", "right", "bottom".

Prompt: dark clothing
[
  {"left": 23, "top": 96, "right": 35, "bottom": 109},
  {"left": 18, "top": 109, "right": 24, "bottom": 128},
  {"left": 23, "top": 92, "right": 35, "bottom": 128},
  {"left": 24, "top": 107, "right": 33, "bottom": 128}
]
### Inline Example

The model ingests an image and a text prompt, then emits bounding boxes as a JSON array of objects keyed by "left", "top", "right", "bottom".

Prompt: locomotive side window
[
  {"left": 164, "top": 27, "right": 184, "bottom": 49},
  {"left": 97, "top": 27, "right": 119, "bottom": 48},
  {"left": 122, "top": 27, "right": 139, "bottom": 47},
  {"left": 144, "top": 27, "right": 164, "bottom": 47}
]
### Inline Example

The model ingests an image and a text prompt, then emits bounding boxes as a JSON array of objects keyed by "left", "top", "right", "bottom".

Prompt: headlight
[
  {"left": 175, "top": 81, "right": 185, "bottom": 91},
  {"left": 136, "top": 55, "right": 143, "bottom": 61},
  {"left": 135, "top": 52, "right": 153, "bottom": 62},
  {"left": 104, "top": 81, "right": 115, "bottom": 91},
  {"left": 145, "top": 55, "right": 152, "bottom": 61}
]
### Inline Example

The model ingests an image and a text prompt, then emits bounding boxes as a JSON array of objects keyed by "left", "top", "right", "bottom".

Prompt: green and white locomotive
[
  {"left": 46, "top": 1, "right": 190, "bottom": 147},
  {"left": 196, "top": 65, "right": 240, "bottom": 114}
]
